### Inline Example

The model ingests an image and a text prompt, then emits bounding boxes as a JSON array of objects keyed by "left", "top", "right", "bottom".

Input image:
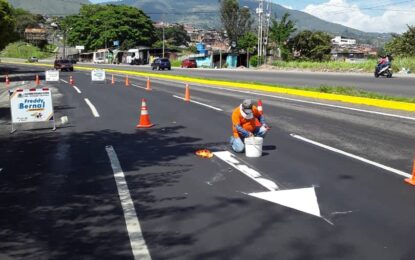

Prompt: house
[{"left": 331, "top": 36, "right": 356, "bottom": 46}]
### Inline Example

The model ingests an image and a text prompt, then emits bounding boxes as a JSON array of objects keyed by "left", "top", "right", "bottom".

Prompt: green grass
[
  {"left": 170, "top": 59, "right": 181, "bottom": 67},
  {"left": 0, "top": 42, "right": 55, "bottom": 59},
  {"left": 271, "top": 57, "right": 415, "bottom": 73}
]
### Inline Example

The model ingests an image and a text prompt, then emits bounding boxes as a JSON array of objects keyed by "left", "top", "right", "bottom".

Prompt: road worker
[{"left": 230, "top": 99, "right": 269, "bottom": 153}]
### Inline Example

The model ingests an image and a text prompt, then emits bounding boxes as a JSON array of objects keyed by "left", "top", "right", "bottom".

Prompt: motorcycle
[{"left": 374, "top": 62, "right": 393, "bottom": 78}]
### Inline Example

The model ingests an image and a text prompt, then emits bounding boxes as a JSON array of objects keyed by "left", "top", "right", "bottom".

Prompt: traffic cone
[
  {"left": 35, "top": 74, "right": 40, "bottom": 86},
  {"left": 257, "top": 99, "right": 263, "bottom": 115},
  {"left": 255, "top": 99, "right": 263, "bottom": 127},
  {"left": 184, "top": 84, "right": 190, "bottom": 102},
  {"left": 146, "top": 77, "right": 151, "bottom": 91},
  {"left": 125, "top": 75, "right": 129, "bottom": 87},
  {"left": 69, "top": 75, "right": 74, "bottom": 85},
  {"left": 111, "top": 74, "right": 115, "bottom": 85},
  {"left": 5, "top": 75, "right": 10, "bottom": 86},
  {"left": 136, "top": 98, "right": 154, "bottom": 128},
  {"left": 404, "top": 159, "right": 415, "bottom": 186}
]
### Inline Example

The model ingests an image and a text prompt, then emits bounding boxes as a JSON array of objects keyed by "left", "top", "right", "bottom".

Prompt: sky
[{"left": 90, "top": 0, "right": 415, "bottom": 33}]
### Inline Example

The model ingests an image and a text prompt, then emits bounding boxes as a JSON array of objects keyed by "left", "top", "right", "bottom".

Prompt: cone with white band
[{"left": 136, "top": 98, "right": 154, "bottom": 128}]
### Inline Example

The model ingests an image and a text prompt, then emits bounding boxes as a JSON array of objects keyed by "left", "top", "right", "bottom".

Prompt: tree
[
  {"left": 13, "top": 8, "right": 43, "bottom": 39},
  {"left": 0, "top": 0, "right": 16, "bottom": 50},
  {"left": 289, "top": 30, "right": 332, "bottom": 62},
  {"left": 219, "top": 0, "right": 253, "bottom": 50},
  {"left": 62, "top": 4, "right": 155, "bottom": 51},
  {"left": 269, "top": 13, "right": 296, "bottom": 60},
  {"left": 385, "top": 26, "right": 415, "bottom": 57},
  {"left": 154, "top": 24, "right": 190, "bottom": 48},
  {"left": 238, "top": 31, "right": 257, "bottom": 66}
]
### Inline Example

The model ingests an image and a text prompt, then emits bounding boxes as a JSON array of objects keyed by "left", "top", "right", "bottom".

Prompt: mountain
[
  {"left": 8, "top": 0, "right": 91, "bottom": 15},
  {"left": 104, "top": 0, "right": 390, "bottom": 45}
]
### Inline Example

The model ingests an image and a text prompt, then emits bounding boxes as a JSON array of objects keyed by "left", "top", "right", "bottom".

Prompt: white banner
[
  {"left": 9, "top": 88, "right": 54, "bottom": 123},
  {"left": 91, "top": 69, "right": 106, "bottom": 81},
  {"left": 45, "top": 70, "right": 59, "bottom": 82}
]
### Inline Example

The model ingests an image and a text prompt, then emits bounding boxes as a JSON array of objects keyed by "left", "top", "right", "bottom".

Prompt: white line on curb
[
  {"left": 173, "top": 95, "right": 223, "bottom": 111},
  {"left": 153, "top": 78, "right": 415, "bottom": 122},
  {"left": 105, "top": 146, "right": 152, "bottom": 260},
  {"left": 84, "top": 98, "right": 100, "bottom": 117},
  {"left": 290, "top": 134, "right": 411, "bottom": 179},
  {"left": 73, "top": 86, "right": 82, "bottom": 94}
]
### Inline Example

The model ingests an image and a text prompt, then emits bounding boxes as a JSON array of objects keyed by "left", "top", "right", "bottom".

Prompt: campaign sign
[
  {"left": 91, "top": 69, "right": 106, "bottom": 81},
  {"left": 45, "top": 70, "right": 59, "bottom": 82},
  {"left": 9, "top": 88, "right": 54, "bottom": 123}
]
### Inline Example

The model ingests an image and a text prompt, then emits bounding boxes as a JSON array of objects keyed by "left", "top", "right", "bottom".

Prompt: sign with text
[
  {"left": 76, "top": 45, "right": 85, "bottom": 50},
  {"left": 91, "top": 69, "right": 106, "bottom": 82},
  {"left": 45, "top": 70, "right": 59, "bottom": 82},
  {"left": 9, "top": 88, "right": 54, "bottom": 123}
]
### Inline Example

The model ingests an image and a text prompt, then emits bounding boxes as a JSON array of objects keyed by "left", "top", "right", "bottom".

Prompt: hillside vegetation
[{"left": 8, "top": 0, "right": 90, "bottom": 15}]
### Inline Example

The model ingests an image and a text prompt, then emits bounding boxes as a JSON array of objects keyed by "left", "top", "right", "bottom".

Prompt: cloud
[
  {"left": 282, "top": 5, "right": 293, "bottom": 10},
  {"left": 302, "top": 0, "right": 415, "bottom": 33}
]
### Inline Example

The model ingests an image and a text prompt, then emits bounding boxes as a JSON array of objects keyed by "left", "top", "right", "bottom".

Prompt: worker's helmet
[{"left": 242, "top": 99, "right": 253, "bottom": 115}]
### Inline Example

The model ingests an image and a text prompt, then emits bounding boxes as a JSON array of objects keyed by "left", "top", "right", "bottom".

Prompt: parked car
[
  {"left": 54, "top": 59, "right": 74, "bottom": 71},
  {"left": 151, "top": 58, "right": 171, "bottom": 70},
  {"left": 28, "top": 57, "right": 38, "bottom": 63},
  {"left": 181, "top": 59, "right": 197, "bottom": 68}
]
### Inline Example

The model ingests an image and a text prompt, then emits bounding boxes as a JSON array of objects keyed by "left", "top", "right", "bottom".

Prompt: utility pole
[
  {"left": 256, "top": 0, "right": 263, "bottom": 66},
  {"left": 256, "top": 0, "right": 272, "bottom": 65}
]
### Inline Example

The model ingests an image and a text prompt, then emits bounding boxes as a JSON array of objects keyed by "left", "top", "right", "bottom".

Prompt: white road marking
[
  {"left": 250, "top": 188, "right": 321, "bottom": 217},
  {"left": 173, "top": 95, "right": 223, "bottom": 111},
  {"left": 291, "top": 134, "right": 412, "bottom": 178},
  {"left": 60, "top": 79, "right": 68, "bottom": 83},
  {"left": 132, "top": 83, "right": 146, "bottom": 90},
  {"left": 105, "top": 146, "right": 152, "bottom": 260},
  {"left": 73, "top": 86, "right": 82, "bottom": 94},
  {"left": 213, "top": 151, "right": 321, "bottom": 217},
  {"left": 213, "top": 151, "right": 278, "bottom": 191},
  {"left": 84, "top": 98, "right": 100, "bottom": 117},
  {"left": 155, "top": 79, "right": 415, "bottom": 122}
]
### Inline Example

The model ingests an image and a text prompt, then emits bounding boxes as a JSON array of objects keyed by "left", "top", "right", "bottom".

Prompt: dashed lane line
[
  {"left": 73, "top": 86, "right": 82, "bottom": 94},
  {"left": 106, "top": 146, "right": 152, "bottom": 260},
  {"left": 291, "top": 134, "right": 412, "bottom": 179},
  {"left": 172, "top": 95, "right": 223, "bottom": 111},
  {"left": 84, "top": 98, "right": 100, "bottom": 118}
]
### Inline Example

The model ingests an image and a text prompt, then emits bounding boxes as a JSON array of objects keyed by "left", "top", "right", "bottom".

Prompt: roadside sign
[
  {"left": 45, "top": 70, "right": 59, "bottom": 82},
  {"left": 9, "top": 88, "right": 55, "bottom": 132},
  {"left": 91, "top": 69, "right": 106, "bottom": 82},
  {"left": 76, "top": 45, "right": 85, "bottom": 50}
]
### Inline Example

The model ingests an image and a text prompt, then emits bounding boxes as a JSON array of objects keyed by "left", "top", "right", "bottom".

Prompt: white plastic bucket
[{"left": 245, "top": 137, "right": 263, "bottom": 157}]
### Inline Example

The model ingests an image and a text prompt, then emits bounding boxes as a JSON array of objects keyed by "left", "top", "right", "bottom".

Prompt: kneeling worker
[{"left": 230, "top": 99, "right": 269, "bottom": 153}]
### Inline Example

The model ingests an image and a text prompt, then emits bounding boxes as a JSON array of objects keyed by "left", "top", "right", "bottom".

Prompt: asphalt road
[
  {"left": 75, "top": 62, "right": 415, "bottom": 98},
  {"left": 1, "top": 64, "right": 415, "bottom": 260}
]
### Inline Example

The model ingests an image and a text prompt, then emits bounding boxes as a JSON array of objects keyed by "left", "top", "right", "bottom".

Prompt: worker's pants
[{"left": 230, "top": 126, "right": 268, "bottom": 153}]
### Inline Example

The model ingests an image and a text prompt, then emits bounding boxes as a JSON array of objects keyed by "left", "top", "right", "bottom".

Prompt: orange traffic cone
[
  {"left": 404, "top": 159, "right": 415, "bottom": 186},
  {"left": 35, "top": 74, "right": 40, "bottom": 86},
  {"left": 146, "top": 77, "right": 151, "bottom": 91},
  {"left": 184, "top": 84, "right": 190, "bottom": 102},
  {"left": 5, "top": 75, "right": 10, "bottom": 86},
  {"left": 69, "top": 75, "right": 74, "bottom": 85},
  {"left": 136, "top": 98, "right": 154, "bottom": 128},
  {"left": 111, "top": 74, "right": 115, "bottom": 85},
  {"left": 255, "top": 99, "right": 263, "bottom": 127},
  {"left": 257, "top": 99, "right": 263, "bottom": 115},
  {"left": 125, "top": 75, "right": 129, "bottom": 87}
]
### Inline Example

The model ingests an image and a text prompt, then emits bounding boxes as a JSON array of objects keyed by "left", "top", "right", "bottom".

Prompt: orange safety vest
[{"left": 231, "top": 105, "right": 261, "bottom": 138}]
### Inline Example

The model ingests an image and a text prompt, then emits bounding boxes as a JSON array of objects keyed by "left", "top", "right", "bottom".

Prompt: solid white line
[
  {"left": 73, "top": 86, "right": 82, "bottom": 94},
  {"left": 213, "top": 151, "right": 279, "bottom": 191},
  {"left": 105, "top": 146, "right": 152, "bottom": 260},
  {"left": 290, "top": 134, "right": 412, "bottom": 178},
  {"left": 173, "top": 95, "right": 223, "bottom": 111},
  {"left": 60, "top": 79, "right": 68, "bottom": 83},
  {"left": 84, "top": 98, "right": 100, "bottom": 117},
  {"left": 132, "top": 83, "right": 146, "bottom": 90},
  {"left": 156, "top": 79, "right": 415, "bottom": 122}
]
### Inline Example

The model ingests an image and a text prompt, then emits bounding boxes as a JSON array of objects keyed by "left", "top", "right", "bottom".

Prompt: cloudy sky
[{"left": 90, "top": 0, "right": 415, "bottom": 33}]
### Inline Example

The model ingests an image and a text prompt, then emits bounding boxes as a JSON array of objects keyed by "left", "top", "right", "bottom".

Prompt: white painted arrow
[{"left": 213, "top": 151, "right": 321, "bottom": 217}]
